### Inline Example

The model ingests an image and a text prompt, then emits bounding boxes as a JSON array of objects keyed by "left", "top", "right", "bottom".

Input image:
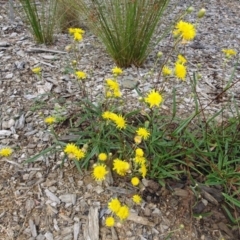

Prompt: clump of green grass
[
  {"left": 18, "top": 0, "right": 58, "bottom": 44},
  {"left": 70, "top": 0, "right": 171, "bottom": 67}
]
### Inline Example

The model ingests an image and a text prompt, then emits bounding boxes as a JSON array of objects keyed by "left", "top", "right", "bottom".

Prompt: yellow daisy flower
[
  {"left": 136, "top": 128, "right": 150, "bottom": 140},
  {"left": 131, "top": 177, "right": 140, "bottom": 186},
  {"left": 139, "top": 164, "right": 147, "bottom": 178},
  {"left": 134, "top": 156, "right": 146, "bottom": 165},
  {"left": 113, "top": 115, "right": 126, "bottom": 129},
  {"left": 75, "top": 71, "right": 87, "bottom": 79},
  {"left": 98, "top": 153, "right": 107, "bottom": 161},
  {"left": 132, "top": 194, "right": 142, "bottom": 204},
  {"left": 174, "top": 20, "right": 196, "bottom": 41},
  {"left": 135, "top": 148, "right": 144, "bottom": 157},
  {"left": 92, "top": 164, "right": 108, "bottom": 181},
  {"left": 44, "top": 116, "right": 56, "bottom": 125},
  {"left": 32, "top": 67, "right": 41, "bottom": 74},
  {"left": 145, "top": 90, "right": 163, "bottom": 108},
  {"left": 105, "top": 216, "right": 115, "bottom": 227},
  {"left": 113, "top": 158, "right": 130, "bottom": 176},
  {"left": 108, "top": 198, "right": 121, "bottom": 213},
  {"left": 177, "top": 55, "right": 187, "bottom": 65},
  {"left": 175, "top": 62, "right": 187, "bottom": 80},
  {"left": 162, "top": 66, "right": 172, "bottom": 76},
  {"left": 0, "top": 147, "right": 13, "bottom": 157},
  {"left": 112, "top": 67, "right": 123, "bottom": 76},
  {"left": 222, "top": 49, "right": 237, "bottom": 58},
  {"left": 116, "top": 205, "right": 129, "bottom": 221}
]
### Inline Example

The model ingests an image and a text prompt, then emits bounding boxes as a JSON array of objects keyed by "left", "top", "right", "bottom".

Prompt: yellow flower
[
  {"left": 135, "top": 148, "right": 144, "bottom": 157},
  {"left": 139, "top": 164, "right": 147, "bottom": 178},
  {"left": 132, "top": 194, "right": 142, "bottom": 204},
  {"left": 112, "top": 67, "right": 123, "bottom": 76},
  {"left": 222, "top": 49, "right": 237, "bottom": 58},
  {"left": 162, "top": 66, "right": 172, "bottom": 76},
  {"left": 134, "top": 135, "right": 142, "bottom": 145},
  {"left": 92, "top": 164, "right": 108, "bottom": 181},
  {"left": 32, "top": 67, "right": 41, "bottom": 74},
  {"left": 102, "top": 111, "right": 116, "bottom": 120},
  {"left": 177, "top": 55, "right": 187, "bottom": 65},
  {"left": 75, "top": 71, "right": 87, "bottom": 79},
  {"left": 108, "top": 198, "right": 121, "bottom": 213},
  {"left": 136, "top": 128, "right": 150, "bottom": 140},
  {"left": 116, "top": 205, "right": 129, "bottom": 221},
  {"left": 105, "top": 216, "right": 115, "bottom": 227},
  {"left": 113, "top": 90, "right": 121, "bottom": 98},
  {"left": 74, "top": 149, "right": 85, "bottom": 160},
  {"left": 64, "top": 143, "right": 85, "bottom": 160},
  {"left": 113, "top": 115, "right": 126, "bottom": 129},
  {"left": 98, "top": 153, "right": 107, "bottom": 161},
  {"left": 74, "top": 32, "right": 83, "bottom": 41},
  {"left": 44, "top": 116, "right": 56, "bottom": 125},
  {"left": 174, "top": 20, "right": 196, "bottom": 41},
  {"left": 175, "top": 62, "right": 187, "bottom": 80},
  {"left": 131, "top": 177, "right": 140, "bottom": 186},
  {"left": 0, "top": 147, "right": 13, "bottom": 157},
  {"left": 113, "top": 158, "right": 130, "bottom": 176},
  {"left": 106, "top": 79, "right": 119, "bottom": 91},
  {"left": 145, "top": 90, "right": 163, "bottom": 108},
  {"left": 134, "top": 156, "right": 146, "bottom": 165}
]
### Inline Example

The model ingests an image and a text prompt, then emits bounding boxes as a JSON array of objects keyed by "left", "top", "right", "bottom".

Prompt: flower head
[
  {"left": 105, "top": 216, "right": 115, "bottom": 227},
  {"left": 139, "top": 164, "right": 147, "bottom": 178},
  {"left": 113, "top": 115, "right": 126, "bottom": 129},
  {"left": 64, "top": 143, "right": 85, "bottom": 160},
  {"left": 162, "top": 66, "right": 172, "bottom": 76},
  {"left": 134, "top": 135, "right": 142, "bottom": 144},
  {"left": 197, "top": 8, "right": 206, "bottom": 18},
  {"left": 74, "top": 32, "right": 83, "bottom": 41},
  {"left": 108, "top": 198, "right": 121, "bottom": 213},
  {"left": 175, "top": 62, "right": 187, "bottom": 80},
  {"left": 116, "top": 205, "right": 129, "bottom": 221},
  {"left": 112, "top": 67, "right": 123, "bottom": 76},
  {"left": 222, "top": 49, "right": 237, "bottom": 58},
  {"left": 177, "top": 55, "right": 187, "bottom": 65},
  {"left": 105, "top": 79, "right": 121, "bottom": 98},
  {"left": 44, "top": 116, "right": 56, "bottom": 125},
  {"left": 135, "top": 148, "right": 144, "bottom": 157},
  {"left": 98, "top": 153, "right": 107, "bottom": 161},
  {"left": 145, "top": 90, "right": 163, "bottom": 108},
  {"left": 174, "top": 20, "right": 196, "bottom": 41},
  {"left": 134, "top": 156, "right": 146, "bottom": 165},
  {"left": 102, "top": 111, "right": 117, "bottom": 120},
  {"left": 0, "top": 147, "right": 13, "bottom": 157},
  {"left": 136, "top": 128, "right": 150, "bottom": 140},
  {"left": 75, "top": 71, "right": 87, "bottom": 79},
  {"left": 132, "top": 194, "right": 142, "bottom": 204},
  {"left": 32, "top": 67, "right": 41, "bottom": 75},
  {"left": 131, "top": 177, "right": 140, "bottom": 186},
  {"left": 92, "top": 164, "right": 108, "bottom": 181},
  {"left": 113, "top": 158, "right": 130, "bottom": 176},
  {"left": 69, "top": 28, "right": 85, "bottom": 42}
]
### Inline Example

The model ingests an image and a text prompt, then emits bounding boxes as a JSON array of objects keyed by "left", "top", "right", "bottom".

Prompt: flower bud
[
  {"left": 187, "top": 6, "right": 194, "bottom": 13},
  {"left": 157, "top": 51, "right": 163, "bottom": 58},
  {"left": 197, "top": 8, "right": 206, "bottom": 18},
  {"left": 65, "top": 45, "right": 72, "bottom": 51},
  {"left": 72, "top": 60, "right": 77, "bottom": 66}
]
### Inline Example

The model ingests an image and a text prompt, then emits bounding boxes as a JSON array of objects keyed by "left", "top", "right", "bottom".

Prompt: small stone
[
  {"left": 59, "top": 194, "right": 77, "bottom": 204},
  {"left": 45, "top": 189, "right": 60, "bottom": 204},
  {"left": 0, "top": 130, "right": 12, "bottom": 136},
  {"left": 5, "top": 73, "right": 13, "bottom": 79},
  {"left": 45, "top": 231, "right": 54, "bottom": 240},
  {"left": 121, "top": 77, "right": 139, "bottom": 89}
]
